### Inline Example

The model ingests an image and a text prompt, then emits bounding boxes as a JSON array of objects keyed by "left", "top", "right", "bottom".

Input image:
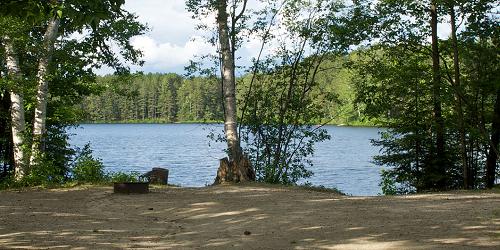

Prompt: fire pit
[{"left": 113, "top": 182, "right": 149, "bottom": 194}]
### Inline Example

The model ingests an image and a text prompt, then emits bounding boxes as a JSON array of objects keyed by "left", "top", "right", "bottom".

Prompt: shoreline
[{"left": 76, "top": 121, "right": 382, "bottom": 128}]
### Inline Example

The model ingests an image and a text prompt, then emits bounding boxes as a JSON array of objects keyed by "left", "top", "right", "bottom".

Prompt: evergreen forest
[{"left": 79, "top": 57, "right": 367, "bottom": 126}]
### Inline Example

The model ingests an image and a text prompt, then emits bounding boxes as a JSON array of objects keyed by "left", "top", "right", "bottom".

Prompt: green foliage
[
  {"left": 16, "top": 124, "right": 75, "bottom": 186},
  {"left": 237, "top": 0, "right": 368, "bottom": 185},
  {"left": 79, "top": 59, "right": 375, "bottom": 126},
  {"left": 22, "top": 160, "right": 66, "bottom": 186},
  {"left": 0, "top": 0, "right": 147, "bottom": 185},
  {"left": 3, "top": 0, "right": 497, "bottom": 196},
  {"left": 107, "top": 171, "right": 140, "bottom": 183},
  {"left": 379, "top": 169, "right": 411, "bottom": 195},
  {"left": 183, "top": 0, "right": 379, "bottom": 185},
  {"left": 72, "top": 143, "right": 105, "bottom": 183},
  {"left": 71, "top": 143, "right": 140, "bottom": 184},
  {"left": 240, "top": 63, "right": 333, "bottom": 184},
  {"left": 352, "top": 0, "right": 500, "bottom": 194}
]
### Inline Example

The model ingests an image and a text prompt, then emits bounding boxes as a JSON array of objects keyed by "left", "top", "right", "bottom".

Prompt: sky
[
  {"left": 122, "top": 0, "right": 210, "bottom": 74},
  {"left": 118, "top": 0, "right": 263, "bottom": 75},
  {"left": 108, "top": 0, "right": 453, "bottom": 75}
]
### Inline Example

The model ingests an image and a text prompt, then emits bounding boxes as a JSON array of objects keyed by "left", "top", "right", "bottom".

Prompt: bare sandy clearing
[{"left": 0, "top": 184, "right": 499, "bottom": 249}]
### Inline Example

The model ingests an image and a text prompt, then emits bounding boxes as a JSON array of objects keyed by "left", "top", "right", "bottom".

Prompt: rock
[{"left": 141, "top": 167, "right": 169, "bottom": 185}]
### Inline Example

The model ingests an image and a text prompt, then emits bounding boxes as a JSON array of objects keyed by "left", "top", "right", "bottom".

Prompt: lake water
[{"left": 69, "top": 124, "right": 384, "bottom": 196}]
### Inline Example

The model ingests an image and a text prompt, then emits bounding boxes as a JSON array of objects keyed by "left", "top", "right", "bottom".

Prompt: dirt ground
[{"left": 0, "top": 183, "right": 499, "bottom": 249}]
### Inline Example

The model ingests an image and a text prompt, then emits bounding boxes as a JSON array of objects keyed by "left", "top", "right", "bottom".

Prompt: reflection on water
[{"left": 69, "top": 124, "right": 383, "bottom": 196}]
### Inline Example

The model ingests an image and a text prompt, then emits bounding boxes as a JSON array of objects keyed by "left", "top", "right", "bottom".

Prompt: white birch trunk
[
  {"left": 212, "top": 0, "right": 255, "bottom": 184},
  {"left": 2, "top": 35, "right": 27, "bottom": 180},
  {"left": 29, "top": 16, "right": 60, "bottom": 166},
  {"left": 216, "top": 0, "right": 241, "bottom": 162}
]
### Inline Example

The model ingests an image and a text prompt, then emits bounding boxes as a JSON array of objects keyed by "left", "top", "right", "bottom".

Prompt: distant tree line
[
  {"left": 79, "top": 74, "right": 224, "bottom": 123},
  {"left": 79, "top": 57, "right": 370, "bottom": 126}
]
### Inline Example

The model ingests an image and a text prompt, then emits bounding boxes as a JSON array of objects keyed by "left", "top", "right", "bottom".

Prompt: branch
[
  {"left": 234, "top": 0, "right": 248, "bottom": 24},
  {"left": 239, "top": 2, "right": 285, "bottom": 135}
]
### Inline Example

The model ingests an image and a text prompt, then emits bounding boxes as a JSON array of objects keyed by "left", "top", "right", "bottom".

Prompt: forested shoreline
[{"left": 78, "top": 56, "right": 374, "bottom": 126}]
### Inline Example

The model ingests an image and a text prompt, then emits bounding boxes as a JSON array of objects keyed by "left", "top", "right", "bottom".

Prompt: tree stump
[{"left": 214, "top": 155, "right": 256, "bottom": 184}]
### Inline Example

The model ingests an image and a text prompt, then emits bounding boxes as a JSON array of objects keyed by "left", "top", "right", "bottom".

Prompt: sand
[{"left": 0, "top": 183, "right": 499, "bottom": 249}]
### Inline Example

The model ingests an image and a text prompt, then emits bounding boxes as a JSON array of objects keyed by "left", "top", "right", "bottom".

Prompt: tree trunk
[
  {"left": 485, "top": 89, "right": 500, "bottom": 188},
  {"left": 29, "top": 16, "right": 60, "bottom": 166},
  {"left": 2, "top": 35, "right": 27, "bottom": 180},
  {"left": 214, "top": 157, "right": 255, "bottom": 184},
  {"left": 214, "top": 0, "right": 255, "bottom": 184},
  {"left": 450, "top": 5, "right": 469, "bottom": 188},
  {"left": 1, "top": 89, "right": 14, "bottom": 178},
  {"left": 430, "top": 1, "right": 446, "bottom": 188},
  {"left": 217, "top": 0, "right": 240, "bottom": 161}
]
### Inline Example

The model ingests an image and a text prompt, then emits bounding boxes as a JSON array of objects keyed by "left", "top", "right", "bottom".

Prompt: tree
[
  {"left": 0, "top": 4, "right": 44, "bottom": 179},
  {"left": 447, "top": 0, "right": 468, "bottom": 188},
  {"left": 486, "top": 90, "right": 500, "bottom": 188},
  {"left": 159, "top": 74, "right": 182, "bottom": 122},
  {"left": 430, "top": 0, "right": 447, "bottom": 188},
  {"left": 29, "top": 6, "right": 61, "bottom": 167},
  {"left": 27, "top": 0, "right": 146, "bottom": 168},
  {"left": 186, "top": 0, "right": 375, "bottom": 185},
  {"left": 353, "top": 0, "right": 499, "bottom": 193},
  {"left": 0, "top": 88, "right": 14, "bottom": 178},
  {"left": 187, "top": 0, "right": 255, "bottom": 184},
  {"left": 0, "top": 0, "right": 146, "bottom": 184},
  {"left": 2, "top": 34, "right": 26, "bottom": 180},
  {"left": 216, "top": 0, "right": 241, "bottom": 162}
]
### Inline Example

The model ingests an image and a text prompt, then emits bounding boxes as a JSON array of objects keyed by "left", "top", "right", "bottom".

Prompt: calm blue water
[{"left": 69, "top": 124, "right": 384, "bottom": 196}]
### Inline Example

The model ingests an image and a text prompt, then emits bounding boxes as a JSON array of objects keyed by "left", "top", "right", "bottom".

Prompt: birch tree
[
  {"left": 29, "top": 13, "right": 61, "bottom": 166},
  {"left": 2, "top": 35, "right": 26, "bottom": 180},
  {"left": 0, "top": 1, "right": 59, "bottom": 177},
  {"left": 26, "top": 0, "right": 145, "bottom": 167},
  {"left": 0, "top": 0, "right": 146, "bottom": 183},
  {"left": 187, "top": 0, "right": 255, "bottom": 183},
  {"left": 216, "top": 0, "right": 240, "bottom": 163}
]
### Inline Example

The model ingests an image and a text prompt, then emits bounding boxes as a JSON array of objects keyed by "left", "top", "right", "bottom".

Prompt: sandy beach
[{"left": 0, "top": 183, "right": 499, "bottom": 249}]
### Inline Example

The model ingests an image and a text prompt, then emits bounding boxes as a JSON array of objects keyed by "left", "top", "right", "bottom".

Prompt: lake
[{"left": 69, "top": 124, "right": 384, "bottom": 196}]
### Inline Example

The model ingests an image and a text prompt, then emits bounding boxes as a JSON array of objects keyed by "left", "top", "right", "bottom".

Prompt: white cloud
[
  {"left": 130, "top": 35, "right": 213, "bottom": 72},
  {"left": 124, "top": 0, "right": 199, "bottom": 46},
  {"left": 120, "top": 0, "right": 259, "bottom": 74},
  {"left": 104, "top": 0, "right": 215, "bottom": 74}
]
